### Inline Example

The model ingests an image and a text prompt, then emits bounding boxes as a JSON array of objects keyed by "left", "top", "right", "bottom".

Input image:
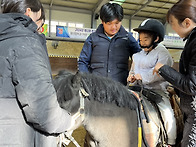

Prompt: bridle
[
  {"left": 78, "top": 87, "right": 89, "bottom": 121},
  {"left": 58, "top": 85, "right": 89, "bottom": 147}
]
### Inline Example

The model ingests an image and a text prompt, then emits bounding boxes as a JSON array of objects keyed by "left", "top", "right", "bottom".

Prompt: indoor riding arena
[
  {"left": 46, "top": 38, "right": 182, "bottom": 147},
  {"left": 24, "top": 0, "right": 187, "bottom": 146}
]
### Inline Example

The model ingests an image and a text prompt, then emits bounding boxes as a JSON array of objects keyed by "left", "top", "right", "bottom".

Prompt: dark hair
[
  {"left": 139, "top": 30, "right": 157, "bottom": 40},
  {"left": 1, "top": 0, "right": 42, "bottom": 14},
  {"left": 37, "top": 4, "right": 45, "bottom": 21},
  {"left": 100, "top": 2, "right": 124, "bottom": 23},
  {"left": 167, "top": 0, "right": 196, "bottom": 24}
]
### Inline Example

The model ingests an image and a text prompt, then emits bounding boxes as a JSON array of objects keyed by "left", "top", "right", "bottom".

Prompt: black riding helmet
[{"left": 134, "top": 19, "right": 165, "bottom": 43}]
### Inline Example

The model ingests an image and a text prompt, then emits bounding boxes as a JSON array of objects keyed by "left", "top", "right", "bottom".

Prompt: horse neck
[
  {"left": 81, "top": 98, "right": 139, "bottom": 147},
  {"left": 82, "top": 98, "right": 135, "bottom": 126}
]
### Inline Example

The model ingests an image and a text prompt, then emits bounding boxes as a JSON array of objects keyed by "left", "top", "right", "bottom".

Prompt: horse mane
[{"left": 54, "top": 70, "right": 139, "bottom": 110}]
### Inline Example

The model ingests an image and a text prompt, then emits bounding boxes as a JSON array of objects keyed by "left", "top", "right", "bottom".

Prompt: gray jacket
[{"left": 0, "top": 13, "right": 71, "bottom": 146}]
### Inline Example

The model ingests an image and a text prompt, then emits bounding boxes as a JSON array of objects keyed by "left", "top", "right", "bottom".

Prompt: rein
[{"left": 128, "top": 80, "right": 150, "bottom": 147}]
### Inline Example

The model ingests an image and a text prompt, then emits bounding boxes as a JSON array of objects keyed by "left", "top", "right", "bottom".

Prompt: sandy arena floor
[{"left": 67, "top": 126, "right": 86, "bottom": 147}]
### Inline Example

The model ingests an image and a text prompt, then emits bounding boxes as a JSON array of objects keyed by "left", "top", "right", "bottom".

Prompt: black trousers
[{"left": 181, "top": 113, "right": 196, "bottom": 146}]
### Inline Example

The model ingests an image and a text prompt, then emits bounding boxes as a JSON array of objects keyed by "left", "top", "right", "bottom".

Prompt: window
[
  {"left": 68, "top": 22, "right": 76, "bottom": 27},
  {"left": 51, "top": 21, "right": 59, "bottom": 33},
  {"left": 76, "top": 23, "right": 83, "bottom": 28},
  {"left": 44, "top": 20, "right": 84, "bottom": 34},
  {"left": 59, "top": 22, "right": 67, "bottom": 26}
]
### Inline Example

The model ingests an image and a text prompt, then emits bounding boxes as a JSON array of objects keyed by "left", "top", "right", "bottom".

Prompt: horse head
[{"left": 53, "top": 70, "right": 83, "bottom": 115}]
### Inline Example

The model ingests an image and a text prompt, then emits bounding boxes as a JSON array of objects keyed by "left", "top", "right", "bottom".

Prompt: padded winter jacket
[
  {"left": 78, "top": 24, "right": 140, "bottom": 85},
  {"left": 0, "top": 13, "right": 72, "bottom": 147},
  {"left": 159, "top": 28, "right": 196, "bottom": 115},
  {"left": 159, "top": 28, "right": 196, "bottom": 145}
]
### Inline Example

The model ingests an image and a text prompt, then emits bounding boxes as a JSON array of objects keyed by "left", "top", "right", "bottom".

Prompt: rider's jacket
[{"left": 131, "top": 43, "right": 173, "bottom": 91}]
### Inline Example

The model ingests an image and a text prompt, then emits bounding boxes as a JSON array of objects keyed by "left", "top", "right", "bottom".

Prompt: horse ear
[{"left": 71, "top": 71, "right": 81, "bottom": 88}]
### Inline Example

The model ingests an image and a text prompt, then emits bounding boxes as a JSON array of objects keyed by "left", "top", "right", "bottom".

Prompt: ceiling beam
[
  {"left": 59, "top": 0, "right": 95, "bottom": 5},
  {"left": 130, "top": 0, "right": 154, "bottom": 18},
  {"left": 50, "top": 0, "right": 54, "bottom": 7},
  {"left": 153, "top": 0, "right": 176, "bottom": 4},
  {"left": 123, "top": 2, "right": 169, "bottom": 11},
  {"left": 93, "top": 0, "right": 110, "bottom": 14},
  {"left": 124, "top": 8, "right": 166, "bottom": 15},
  {"left": 42, "top": 4, "right": 92, "bottom": 14}
]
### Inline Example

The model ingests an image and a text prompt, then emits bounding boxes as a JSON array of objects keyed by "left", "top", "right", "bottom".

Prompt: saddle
[
  {"left": 128, "top": 85, "right": 163, "bottom": 104},
  {"left": 128, "top": 86, "right": 168, "bottom": 146},
  {"left": 129, "top": 85, "right": 184, "bottom": 147}
]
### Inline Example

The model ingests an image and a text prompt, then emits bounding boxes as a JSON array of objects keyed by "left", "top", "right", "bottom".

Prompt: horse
[{"left": 53, "top": 70, "right": 182, "bottom": 147}]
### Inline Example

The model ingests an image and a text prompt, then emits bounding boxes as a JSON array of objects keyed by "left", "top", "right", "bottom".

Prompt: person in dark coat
[
  {"left": 0, "top": 0, "right": 81, "bottom": 146},
  {"left": 78, "top": 2, "right": 140, "bottom": 85},
  {"left": 153, "top": 0, "right": 196, "bottom": 146}
]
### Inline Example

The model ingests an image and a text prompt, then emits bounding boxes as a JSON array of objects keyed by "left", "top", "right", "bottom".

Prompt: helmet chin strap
[
  {"left": 140, "top": 43, "right": 154, "bottom": 49},
  {"left": 139, "top": 38, "right": 158, "bottom": 51}
]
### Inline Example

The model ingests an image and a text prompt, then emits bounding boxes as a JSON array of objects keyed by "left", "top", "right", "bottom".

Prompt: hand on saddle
[
  {"left": 134, "top": 74, "right": 142, "bottom": 81},
  {"left": 66, "top": 111, "right": 83, "bottom": 132},
  {"left": 127, "top": 74, "right": 142, "bottom": 83},
  {"left": 127, "top": 74, "right": 135, "bottom": 83}
]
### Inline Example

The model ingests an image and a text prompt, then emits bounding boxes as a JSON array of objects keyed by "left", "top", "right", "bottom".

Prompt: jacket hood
[{"left": 0, "top": 13, "right": 38, "bottom": 41}]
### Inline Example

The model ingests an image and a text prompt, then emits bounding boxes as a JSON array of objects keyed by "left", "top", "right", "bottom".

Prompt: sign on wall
[
  {"left": 56, "top": 26, "right": 70, "bottom": 38},
  {"left": 41, "top": 24, "right": 48, "bottom": 36},
  {"left": 56, "top": 26, "right": 95, "bottom": 39}
]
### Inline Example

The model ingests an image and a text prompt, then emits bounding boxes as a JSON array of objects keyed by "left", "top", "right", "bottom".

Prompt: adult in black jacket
[
  {"left": 0, "top": 0, "right": 80, "bottom": 146},
  {"left": 78, "top": 3, "right": 140, "bottom": 85},
  {"left": 153, "top": 0, "right": 196, "bottom": 146}
]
